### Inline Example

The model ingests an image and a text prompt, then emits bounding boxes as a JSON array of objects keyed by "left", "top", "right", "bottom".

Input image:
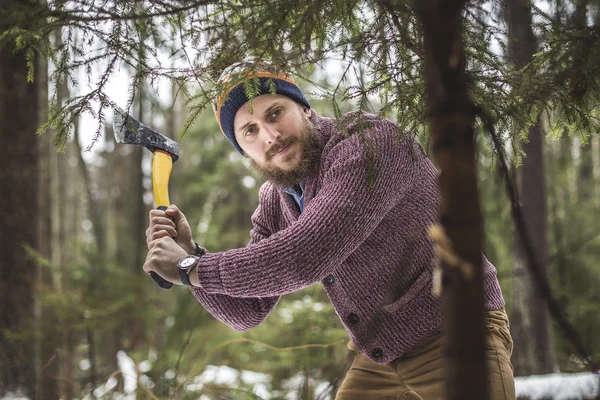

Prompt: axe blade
[{"left": 113, "top": 107, "right": 180, "bottom": 162}]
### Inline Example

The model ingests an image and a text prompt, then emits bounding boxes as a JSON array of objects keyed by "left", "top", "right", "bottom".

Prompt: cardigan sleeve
[
  {"left": 188, "top": 183, "right": 280, "bottom": 331},
  {"left": 194, "top": 115, "right": 428, "bottom": 298}
]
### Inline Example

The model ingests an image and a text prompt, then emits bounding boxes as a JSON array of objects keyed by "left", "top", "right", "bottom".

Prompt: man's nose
[{"left": 261, "top": 123, "right": 280, "bottom": 144}]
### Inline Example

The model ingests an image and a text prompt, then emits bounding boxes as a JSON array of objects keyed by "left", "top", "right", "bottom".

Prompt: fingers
[
  {"left": 146, "top": 235, "right": 171, "bottom": 253},
  {"left": 149, "top": 209, "right": 176, "bottom": 222},
  {"left": 149, "top": 211, "right": 176, "bottom": 228},
  {"left": 148, "top": 207, "right": 183, "bottom": 230},
  {"left": 148, "top": 210, "right": 176, "bottom": 237},
  {"left": 146, "top": 228, "right": 175, "bottom": 248},
  {"left": 164, "top": 204, "right": 181, "bottom": 218},
  {"left": 146, "top": 223, "right": 176, "bottom": 242},
  {"left": 165, "top": 205, "right": 189, "bottom": 227},
  {"left": 147, "top": 205, "right": 191, "bottom": 251}
]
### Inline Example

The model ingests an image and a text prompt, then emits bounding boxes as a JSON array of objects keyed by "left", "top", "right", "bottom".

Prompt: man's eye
[
  {"left": 245, "top": 126, "right": 256, "bottom": 136},
  {"left": 270, "top": 109, "right": 281, "bottom": 119}
]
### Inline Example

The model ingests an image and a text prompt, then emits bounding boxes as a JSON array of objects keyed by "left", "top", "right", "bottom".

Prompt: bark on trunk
[
  {"left": 415, "top": 0, "right": 488, "bottom": 398},
  {"left": 0, "top": 4, "right": 39, "bottom": 394},
  {"left": 504, "top": 0, "right": 555, "bottom": 375}
]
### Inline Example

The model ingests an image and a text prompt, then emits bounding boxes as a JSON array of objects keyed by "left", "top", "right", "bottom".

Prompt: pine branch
[
  {"left": 378, "top": 0, "right": 425, "bottom": 59},
  {"left": 43, "top": 0, "right": 218, "bottom": 23}
]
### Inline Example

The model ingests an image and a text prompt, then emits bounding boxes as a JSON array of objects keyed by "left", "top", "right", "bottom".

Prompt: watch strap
[{"left": 194, "top": 242, "right": 206, "bottom": 256}]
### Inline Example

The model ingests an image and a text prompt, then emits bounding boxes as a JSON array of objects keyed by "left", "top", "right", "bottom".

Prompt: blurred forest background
[{"left": 1, "top": 0, "right": 600, "bottom": 398}]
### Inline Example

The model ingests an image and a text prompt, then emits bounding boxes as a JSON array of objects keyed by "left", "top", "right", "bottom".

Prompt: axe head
[{"left": 113, "top": 107, "right": 180, "bottom": 162}]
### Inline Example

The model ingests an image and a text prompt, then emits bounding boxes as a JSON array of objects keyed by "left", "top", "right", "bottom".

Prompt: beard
[{"left": 249, "top": 120, "right": 322, "bottom": 188}]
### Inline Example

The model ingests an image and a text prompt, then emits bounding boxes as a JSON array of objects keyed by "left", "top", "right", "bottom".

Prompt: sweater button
[
  {"left": 371, "top": 348, "right": 383, "bottom": 359},
  {"left": 323, "top": 274, "right": 335, "bottom": 285},
  {"left": 347, "top": 313, "right": 360, "bottom": 324}
]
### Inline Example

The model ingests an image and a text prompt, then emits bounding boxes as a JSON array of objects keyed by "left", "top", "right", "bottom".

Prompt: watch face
[{"left": 179, "top": 256, "right": 197, "bottom": 269}]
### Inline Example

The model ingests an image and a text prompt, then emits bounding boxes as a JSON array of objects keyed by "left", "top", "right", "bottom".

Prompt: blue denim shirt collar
[{"left": 280, "top": 182, "right": 305, "bottom": 213}]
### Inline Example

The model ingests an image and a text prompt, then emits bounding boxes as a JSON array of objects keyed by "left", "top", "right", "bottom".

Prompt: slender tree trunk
[
  {"left": 71, "top": 120, "right": 100, "bottom": 394},
  {"left": 62, "top": 330, "right": 76, "bottom": 399},
  {"left": 134, "top": 92, "right": 147, "bottom": 278},
  {"left": 579, "top": 139, "right": 594, "bottom": 202},
  {"left": 86, "top": 327, "right": 98, "bottom": 396},
  {"left": 574, "top": 0, "right": 594, "bottom": 204},
  {"left": 56, "top": 147, "right": 77, "bottom": 399},
  {"left": 99, "top": 121, "right": 125, "bottom": 392},
  {"left": 504, "top": 0, "right": 555, "bottom": 375},
  {"left": 415, "top": 0, "right": 488, "bottom": 399},
  {"left": 0, "top": 3, "right": 39, "bottom": 395},
  {"left": 51, "top": 30, "right": 78, "bottom": 396},
  {"left": 36, "top": 39, "right": 61, "bottom": 400},
  {"left": 122, "top": 90, "right": 147, "bottom": 355},
  {"left": 73, "top": 122, "right": 107, "bottom": 253},
  {"left": 547, "top": 138, "right": 568, "bottom": 305}
]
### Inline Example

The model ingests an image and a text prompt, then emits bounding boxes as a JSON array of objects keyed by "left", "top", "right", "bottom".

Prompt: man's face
[{"left": 233, "top": 94, "right": 321, "bottom": 187}]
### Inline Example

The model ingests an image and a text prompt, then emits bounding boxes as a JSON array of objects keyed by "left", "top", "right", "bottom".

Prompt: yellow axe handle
[
  {"left": 152, "top": 150, "right": 173, "bottom": 208},
  {"left": 151, "top": 150, "right": 175, "bottom": 289}
]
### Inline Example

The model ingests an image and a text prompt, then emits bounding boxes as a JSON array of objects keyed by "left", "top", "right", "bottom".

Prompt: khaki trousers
[{"left": 336, "top": 308, "right": 515, "bottom": 400}]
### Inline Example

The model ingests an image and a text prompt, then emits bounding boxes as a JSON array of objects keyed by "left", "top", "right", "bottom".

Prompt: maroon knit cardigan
[{"left": 191, "top": 110, "right": 505, "bottom": 364}]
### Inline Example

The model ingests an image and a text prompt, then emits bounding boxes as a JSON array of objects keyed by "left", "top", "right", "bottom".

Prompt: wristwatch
[{"left": 177, "top": 255, "right": 200, "bottom": 287}]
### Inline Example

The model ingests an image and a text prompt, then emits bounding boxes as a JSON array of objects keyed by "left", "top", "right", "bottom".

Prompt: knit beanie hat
[{"left": 212, "top": 61, "right": 311, "bottom": 155}]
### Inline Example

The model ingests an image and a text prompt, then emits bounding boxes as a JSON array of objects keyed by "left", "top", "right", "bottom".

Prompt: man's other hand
[
  {"left": 143, "top": 236, "right": 188, "bottom": 285},
  {"left": 146, "top": 205, "right": 196, "bottom": 255}
]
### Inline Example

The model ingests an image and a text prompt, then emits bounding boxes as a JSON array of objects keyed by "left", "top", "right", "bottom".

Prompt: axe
[{"left": 113, "top": 107, "right": 179, "bottom": 289}]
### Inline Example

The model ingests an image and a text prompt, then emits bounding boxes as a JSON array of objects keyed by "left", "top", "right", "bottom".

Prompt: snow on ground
[
  {"left": 81, "top": 351, "right": 138, "bottom": 400},
  {"left": 0, "top": 391, "right": 29, "bottom": 400},
  {"left": 515, "top": 372, "right": 599, "bottom": 400},
  {"left": 5, "top": 356, "right": 599, "bottom": 400},
  {"left": 185, "top": 364, "right": 272, "bottom": 399},
  {"left": 73, "top": 368, "right": 600, "bottom": 399}
]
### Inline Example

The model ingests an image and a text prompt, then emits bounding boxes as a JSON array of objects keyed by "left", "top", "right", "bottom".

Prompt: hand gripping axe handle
[{"left": 113, "top": 107, "right": 180, "bottom": 289}]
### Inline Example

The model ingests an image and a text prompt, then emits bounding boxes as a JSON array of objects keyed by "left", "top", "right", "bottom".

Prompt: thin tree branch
[
  {"left": 44, "top": 0, "right": 217, "bottom": 23},
  {"left": 478, "top": 106, "right": 600, "bottom": 377},
  {"left": 378, "top": 0, "right": 425, "bottom": 59},
  {"left": 498, "top": 229, "right": 600, "bottom": 280}
]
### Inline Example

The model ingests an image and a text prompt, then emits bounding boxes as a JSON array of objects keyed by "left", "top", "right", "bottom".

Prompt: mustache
[{"left": 266, "top": 137, "right": 296, "bottom": 159}]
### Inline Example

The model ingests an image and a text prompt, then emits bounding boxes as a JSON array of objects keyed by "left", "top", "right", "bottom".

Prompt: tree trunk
[
  {"left": 127, "top": 88, "right": 148, "bottom": 353},
  {"left": 73, "top": 122, "right": 107, "bottom": 253},
  {"left": 415, "top": 0, "right": 488, "bottom": 399},
  {"left": 71, "top": 121, "right": 101, "bottom": 393},
  {"left": 133, "top": 93, "right": 147, "bottom": 279},
  {"left": 36, "top": 38, "right": 61, "bottom": 400},
  {"left": 574, "top": 0, "right": 594, "bottom": 204},
  {"left": 547, "top": 137, "right": 568, "bottom": 305},
  {"left": 98, "top": 121, "right": 125, "bottom": 392},
  {"left": 0, "top": 3, "right": 39, "bottom": 395},
  {"left": 504, "top": 0, "right": 555, "bottom": 375},
  {"left": 51, "top": 31, "right": 79, "bottom": 396},
  {"left": 578, "top": 138, "right": 593, "bottom": 202}
]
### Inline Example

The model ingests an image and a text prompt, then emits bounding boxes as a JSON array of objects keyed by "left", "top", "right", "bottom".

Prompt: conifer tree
[
  {"left": 504, "top": 0, "right": 556, "bottom": 376},
  {"left": 0, "top": 0, "right": 40, "bottom": 396}
]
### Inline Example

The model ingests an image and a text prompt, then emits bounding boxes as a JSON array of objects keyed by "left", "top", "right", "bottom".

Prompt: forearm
[{"left": 190, "top": 279, "right": 279, "bottom": 331}]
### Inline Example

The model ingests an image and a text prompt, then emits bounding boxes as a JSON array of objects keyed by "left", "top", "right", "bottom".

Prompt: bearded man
[{"left": 143, "top": 61, "right": 515, "bottom": 399}]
